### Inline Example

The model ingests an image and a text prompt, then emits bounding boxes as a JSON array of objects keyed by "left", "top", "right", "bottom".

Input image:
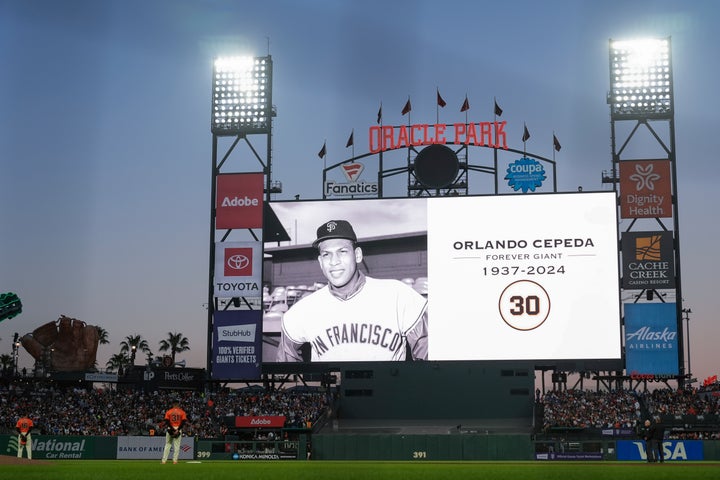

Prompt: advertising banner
[
  {"left": 535, "top": 452, "right": 603, "bottom": 460},
  {"left": 214, "top": 241, "right": 263, "bottom": 298},
  {"left": 619, "top": 160, "right": 672, "bottom": 219},
  {"left": 212, "top": 310, "right": 262, "bottom": 380},
  {"left": 85, "top": 372, "right": 119, "bottom": 383},
  {"left": 215, "top": 173, "right": 264, "bottom": 229},
  {"left": 324, "top": 161, "right": 379, "bottom": 197},
  {"left": 117, "top": 436, "right": 194, "bottom": 460},
  {"left": 0, "top": 435, "right": 114, "bottom": 459},
  {"left": 624, "top": 303, "right": 678, "bottom": 375},
  {"left": 142, "top": 367, "right": 205, "bottom": 390},
  {"left": 621, "top": 231, "right": 675, "bottom": 289},
  {"left": 504, "top": 157, "right": 547, "bottom": 192},
  {"left": 616, "top": 440, "right": 703, "bottom": 461},
  {"left": 234, "top": 415, "right": 287, "bottom": 428}
]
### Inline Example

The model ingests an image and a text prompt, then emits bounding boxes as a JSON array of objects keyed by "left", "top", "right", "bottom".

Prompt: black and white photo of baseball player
[{"left": 276, "top": 218, "right": 428, "bottom": 362}]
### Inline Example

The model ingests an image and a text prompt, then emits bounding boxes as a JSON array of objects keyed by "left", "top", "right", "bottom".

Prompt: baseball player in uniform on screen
[{"left": 277, "top": 219, "right": 428, "bottom": 362}]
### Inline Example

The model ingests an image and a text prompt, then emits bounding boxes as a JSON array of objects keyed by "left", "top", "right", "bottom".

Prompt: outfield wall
[
  {"left": 3, "top": 434, "right": 720, "bottom": 461},
  {"left": 312, "top": 434, "right": 533, "bottom": 460}
]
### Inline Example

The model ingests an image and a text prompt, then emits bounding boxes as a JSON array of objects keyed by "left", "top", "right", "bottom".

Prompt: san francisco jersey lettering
[{"left": 279, "top": 277, "right": 426, "bottom": 361}]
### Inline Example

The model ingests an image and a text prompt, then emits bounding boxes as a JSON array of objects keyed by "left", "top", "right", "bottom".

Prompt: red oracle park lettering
[{"left": 368, "top": 122, "right": 507, "bottom": 153}]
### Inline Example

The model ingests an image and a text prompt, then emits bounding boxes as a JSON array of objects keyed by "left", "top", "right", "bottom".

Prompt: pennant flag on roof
[
  {"left": 401, "top": 98, "right": 412, "bottom": 116},
  {"left": 318, "top": 141, "right": 326, "bottom": 159},
  {"left": 437, "top": 89, "right": 447, "bottom": 108}
]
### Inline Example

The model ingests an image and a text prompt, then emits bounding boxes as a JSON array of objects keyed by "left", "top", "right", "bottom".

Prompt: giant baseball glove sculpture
[{"left": 21, "top": 315, "right": 100, "bottom": 371}]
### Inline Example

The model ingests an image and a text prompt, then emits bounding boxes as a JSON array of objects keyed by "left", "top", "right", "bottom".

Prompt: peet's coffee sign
[
  {"left": 142, "top": 367, "right": 205, "bottom": 390},
  {"left": 368, "top": 122, "right": 508, "bottom": 153}
]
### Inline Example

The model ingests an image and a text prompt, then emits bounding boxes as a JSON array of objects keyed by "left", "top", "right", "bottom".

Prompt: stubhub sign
[
  {"left": 219, "top": 324, "right": 256, "bottom": 342},
  {"left": 212, "top": 310, "right": 262, "bottom": 380}
]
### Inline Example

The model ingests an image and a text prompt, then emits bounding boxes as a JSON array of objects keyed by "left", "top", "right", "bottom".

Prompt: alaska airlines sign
[{"left": 369, "top": 121, "right": 508, "bottom": 153}]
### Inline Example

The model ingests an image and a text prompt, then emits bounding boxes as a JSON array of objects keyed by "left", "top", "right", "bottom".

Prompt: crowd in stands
[
  {"left": 540, "top": 383, "right": 720, "bottom": 439},
  {"left": 2, "top": 378, "right": 719, "bottom": 441},
  {"left": 541, "top": 389, "right": 642, "bottom": 430},
  {"left": 0, "top": 382, "right": 329, "bottom": 438}
]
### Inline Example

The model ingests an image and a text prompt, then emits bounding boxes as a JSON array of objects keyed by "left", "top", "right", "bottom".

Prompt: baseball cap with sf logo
[{"left": 313, "top": 220, "right": 357, "bottom": 248}]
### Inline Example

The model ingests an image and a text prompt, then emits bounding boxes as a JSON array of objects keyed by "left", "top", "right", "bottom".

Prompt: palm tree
[
  {"left": 158, "top": 331, "right": 190, "bottom": 364},
  {"left": 105, "top": 353, "right": 129, "bottom": 372},
  {"left": 120, "top": 334, "right": 150, "bottom": 366},
  {"left": 0, "top": 353, "right": 13, "bottom": 374},
  {"left": 96, "top": 326, "right": 110, "bottom": 346}
]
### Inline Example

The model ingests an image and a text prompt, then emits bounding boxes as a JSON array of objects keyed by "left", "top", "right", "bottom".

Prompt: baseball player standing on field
[
  {"left": 161, "top": 399, "right": 187, "bottom": 464},
  {"left": 16, "top": 414, "right": 34, "bottom": 459},
  {"left": 277, "top": 219, "right": 428, "bottom": 362}
]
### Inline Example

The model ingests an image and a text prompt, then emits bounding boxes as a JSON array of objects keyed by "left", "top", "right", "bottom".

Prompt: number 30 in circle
[{"left": 498, "top": 279, "right": 551, "bottom": 331}]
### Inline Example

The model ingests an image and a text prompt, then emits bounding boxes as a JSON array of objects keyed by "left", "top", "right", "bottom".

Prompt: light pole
[
  {"left": 12, "top": 333, "right": 20, "bottom": 376},
  {"left": 682, "top": 308, "right": 692, "bottom": 380}
]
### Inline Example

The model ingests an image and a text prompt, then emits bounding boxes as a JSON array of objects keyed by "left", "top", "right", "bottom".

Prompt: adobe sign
[
  {"left": 619, "top": 160, "right": 672, "bottom": 219},
  {"left": 216, "top": 173, "right": 264, "bottom": 229}
]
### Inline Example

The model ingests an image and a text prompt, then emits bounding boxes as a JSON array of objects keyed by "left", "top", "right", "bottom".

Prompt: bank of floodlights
[
  {"left": 609, "top": 37, "right": 672, "bottom": 119},
  {"left": 211, "top": 55, "right": 272, "bottom": 135}
]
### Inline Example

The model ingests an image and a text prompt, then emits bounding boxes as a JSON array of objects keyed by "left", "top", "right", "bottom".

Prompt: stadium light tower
[
  {"left": 206, "top": 54, "right": 276, "bottom": 381},
  {"left": 211, "top": 56, "right": 273, "bottom": 136},
  {"left": 608, "top": 37, "right": 686, "bottom": 387},
  {"left": 609, "top": 38, "right": 672, "bottom": 119}
]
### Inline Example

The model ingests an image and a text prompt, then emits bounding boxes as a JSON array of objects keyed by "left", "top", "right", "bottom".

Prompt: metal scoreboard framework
[
  {"left": 207, "top": 55, "right": 280, "bottom": 382},
  {"left": 604, "top": 37, "right": 689, "bottom": 389}
]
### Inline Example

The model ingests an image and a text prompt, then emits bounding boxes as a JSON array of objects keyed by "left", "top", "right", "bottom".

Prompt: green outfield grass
[{"left": 3, "top": 459, "right": 720, "bottom": 480}]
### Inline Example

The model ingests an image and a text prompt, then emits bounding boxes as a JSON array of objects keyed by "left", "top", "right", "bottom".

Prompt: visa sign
[
  {"left": 616, "top": 440, "right": 703, "bottom": 461},
  {"left": 218, "top": 324, "right": 256, "bottom": 342}
]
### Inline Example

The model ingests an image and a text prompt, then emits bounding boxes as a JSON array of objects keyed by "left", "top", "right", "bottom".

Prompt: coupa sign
[{"left": 616, "top": 440, "right": 703, "bottom": 461}]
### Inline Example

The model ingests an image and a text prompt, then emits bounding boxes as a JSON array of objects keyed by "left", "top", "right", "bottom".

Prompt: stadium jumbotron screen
[{"left": 263, "top": 192, "right": 621, "bottom": 364}]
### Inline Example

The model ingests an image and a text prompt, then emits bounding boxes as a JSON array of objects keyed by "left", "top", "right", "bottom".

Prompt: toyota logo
[{"left": 227, "top": 254, "right": 250, "bottom": 270}]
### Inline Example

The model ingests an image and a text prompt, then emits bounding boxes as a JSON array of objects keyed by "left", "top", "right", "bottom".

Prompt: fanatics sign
[{"left": 216, "top": 173, "right": 264, "bottom": 229}]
